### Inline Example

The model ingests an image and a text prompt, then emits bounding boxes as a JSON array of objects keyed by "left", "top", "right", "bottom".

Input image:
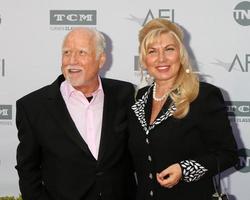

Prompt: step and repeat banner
[{"left": 0, "top": 0, "right": 249, "bottom": 199}]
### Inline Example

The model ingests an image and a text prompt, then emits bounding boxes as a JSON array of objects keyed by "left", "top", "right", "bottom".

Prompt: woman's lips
[{"left": 156, "top": 65, "right": 170, "bottom": 70}]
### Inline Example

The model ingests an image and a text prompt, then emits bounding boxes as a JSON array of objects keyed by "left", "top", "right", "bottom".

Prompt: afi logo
[
  {"left": 143, "top": 9, "right": 175, "bottom": 26},
  {"left": 50, "top": 10, "right": 97, "bottom": 25},
  {"left": 127, "top": 9, "right": 175, "bottom": 27},
  {"left": 212, "top": 54, "right": 250, "bottom": 72},
  {"left": 229, "top": 54, "right": 250, "bottom": 72}
]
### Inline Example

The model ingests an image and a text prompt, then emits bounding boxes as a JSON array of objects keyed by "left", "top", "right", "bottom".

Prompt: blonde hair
[{"left": 139, "top": 18, "right": 199, "bottom": 119}]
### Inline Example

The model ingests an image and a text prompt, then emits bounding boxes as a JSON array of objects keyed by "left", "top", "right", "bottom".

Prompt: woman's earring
[
  {"left": 185, "top": 69, "right": 190, "bottom": 74},
  {"left": 145, "top": 73, "right": 153, "bottom": 84},
  {"left": 138, "top": 70, "right": 153, "bottom": 89},
  {"left": 186, "top": 68, "right": 201, "bottom": 75}
]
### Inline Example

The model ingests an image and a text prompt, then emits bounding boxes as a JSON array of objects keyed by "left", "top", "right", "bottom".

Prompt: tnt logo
[
  {"left": 50, "top": 10, "right": 96, "bottom": 25},
  {"left": 0, "top": 105, "right": 12, "bottom": 120},
  {"left": 235, "top": 148, "right": 250, "bottom": 173},
  {"left": 233, "top": 1, "right": 250, "bottom": 26}
]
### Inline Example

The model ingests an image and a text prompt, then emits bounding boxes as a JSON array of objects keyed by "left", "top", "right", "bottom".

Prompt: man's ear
[{"left": 99, "top": 53, "right": 106, "bottom": 69}]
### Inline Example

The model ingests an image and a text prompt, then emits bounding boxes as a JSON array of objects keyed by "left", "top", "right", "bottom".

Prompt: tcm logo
[
  {"left": 235, "top": 148, "right": 250, "bottom": 173},
  {"left": 127, "top": 9, "right": 175, "bottom": 26},
  {"left": 0, "top": 105, "right": 12, "bottom": 120},
  {"left": 1, "top": 58, "right": 5, "bottom": 77},
  {"left": 226, "top": 101, "right": 250, "bottom": 117},
  {"left": 233, "top": 1, "right": 250, "bottom": 26},
  {"left": 50, "top": 10, "right": 96, "bottom": 25},
  {"left": 212, "top": 54, "right": 250, "bottom": 72}
]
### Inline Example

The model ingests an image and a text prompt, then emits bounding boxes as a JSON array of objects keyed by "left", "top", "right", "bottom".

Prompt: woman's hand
[{"left": 156, "top": 163, "right": 182, "bottom": 188}]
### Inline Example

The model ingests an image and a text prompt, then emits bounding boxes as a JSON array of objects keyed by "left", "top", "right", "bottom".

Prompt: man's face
[{"left": 61, "top": 29, "right": 105, "bottom": 92}]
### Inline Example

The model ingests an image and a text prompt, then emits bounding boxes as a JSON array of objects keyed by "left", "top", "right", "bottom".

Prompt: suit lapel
[
  {"left": 97, "top": 79, "right": 115, "bottom": 161},
  {"left": 44, "top": 75, "right": 93, "bottom": 158}
]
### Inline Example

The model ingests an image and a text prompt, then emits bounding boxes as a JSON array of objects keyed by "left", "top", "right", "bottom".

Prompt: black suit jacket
[
  {"left": 16, "top": 75, "right": 136, "bottom": 200},
  {"left": 128, "top": 82, "right": 238, "bottom": 200}
]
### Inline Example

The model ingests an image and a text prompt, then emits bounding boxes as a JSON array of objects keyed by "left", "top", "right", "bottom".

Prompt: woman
[{"left": 128, "top": 18, "right": 238, "bottom": 200}]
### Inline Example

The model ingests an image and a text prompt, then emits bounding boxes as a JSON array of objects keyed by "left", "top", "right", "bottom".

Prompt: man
[{"left": 16, "top": 27, "right": 136, "bottom": 200}]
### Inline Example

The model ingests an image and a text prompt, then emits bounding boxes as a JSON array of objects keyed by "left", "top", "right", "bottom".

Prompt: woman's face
[{"left": 143, "top": 32, "right": 181, "bottom": 85}]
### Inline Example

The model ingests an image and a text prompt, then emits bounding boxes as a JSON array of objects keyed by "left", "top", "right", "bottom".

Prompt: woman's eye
[
  {"left": 166, "top": 47, "right": 175, "bottom": 51},
  {"left": 148, "top": 49, "right": 155, "bottom": 54}
]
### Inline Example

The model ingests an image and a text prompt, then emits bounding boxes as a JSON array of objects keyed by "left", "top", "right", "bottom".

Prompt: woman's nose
[{"left": 158, "top": 51, "right": 165, "bottom": 62}]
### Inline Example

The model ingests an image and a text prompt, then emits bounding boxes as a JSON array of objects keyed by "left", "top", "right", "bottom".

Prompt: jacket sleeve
[
  {"left": 179, "top": 85, "right": 238, "bottom": 182},
  {"left": 194, "top": 85, "right": 237, "bottom": 177},
  {"left": 15, "top": 100, "right": 50, "bottom": 200}
]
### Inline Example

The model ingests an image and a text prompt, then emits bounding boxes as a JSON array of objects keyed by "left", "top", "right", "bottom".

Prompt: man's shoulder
[
  {"left": 17, "top": 84, "right": 51, "bottom": 104},
  {"left": 101, "top": 78, "right": 135, "bottom": 98},
  {"left": 101, "top": 78, "right": 135, "bottom": 93},
  {"left": 101, "top": 77, "right": 134, "bottom": 87},
  {"left": 17, "top": 76, "right": 63, "bottom": 104}
]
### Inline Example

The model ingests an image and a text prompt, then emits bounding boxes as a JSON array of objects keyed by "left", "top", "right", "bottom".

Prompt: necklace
[{"left": 153, "top": 83, "right": 169, "bottom": 101}]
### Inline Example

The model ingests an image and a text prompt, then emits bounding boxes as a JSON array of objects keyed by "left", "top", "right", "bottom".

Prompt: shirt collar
[{"left": 61, "top": 76, "right": 103, "bottom": 100}]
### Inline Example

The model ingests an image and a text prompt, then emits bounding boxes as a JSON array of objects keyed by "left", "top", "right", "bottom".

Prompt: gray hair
[
  {"left": 90, "top": 28, "right": 106, "bottom": 58},
  {"left": 62, "top": 27, "right": 106, "bottom": 59}
]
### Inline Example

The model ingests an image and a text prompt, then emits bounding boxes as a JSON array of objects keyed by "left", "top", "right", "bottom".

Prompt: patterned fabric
[
  {"left": 131, "top": 85, "right": 176, "bottom": 134},
  {"left": 180, "top": 160, "right": 208, "bottom": 182}
]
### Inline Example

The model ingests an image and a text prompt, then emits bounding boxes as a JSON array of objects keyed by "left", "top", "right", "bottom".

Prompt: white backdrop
[{"left": 0, "top": 0, "right": 250, "bottom": 199}]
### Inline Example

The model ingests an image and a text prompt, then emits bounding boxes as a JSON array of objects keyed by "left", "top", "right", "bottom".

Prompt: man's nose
[{"left": 69, "top": 53, "right": 78, "bottom": 64}]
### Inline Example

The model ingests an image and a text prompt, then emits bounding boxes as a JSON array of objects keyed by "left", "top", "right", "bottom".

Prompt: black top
[{"left": 128, "top": 82, "right": 238, "bottom": 200}]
